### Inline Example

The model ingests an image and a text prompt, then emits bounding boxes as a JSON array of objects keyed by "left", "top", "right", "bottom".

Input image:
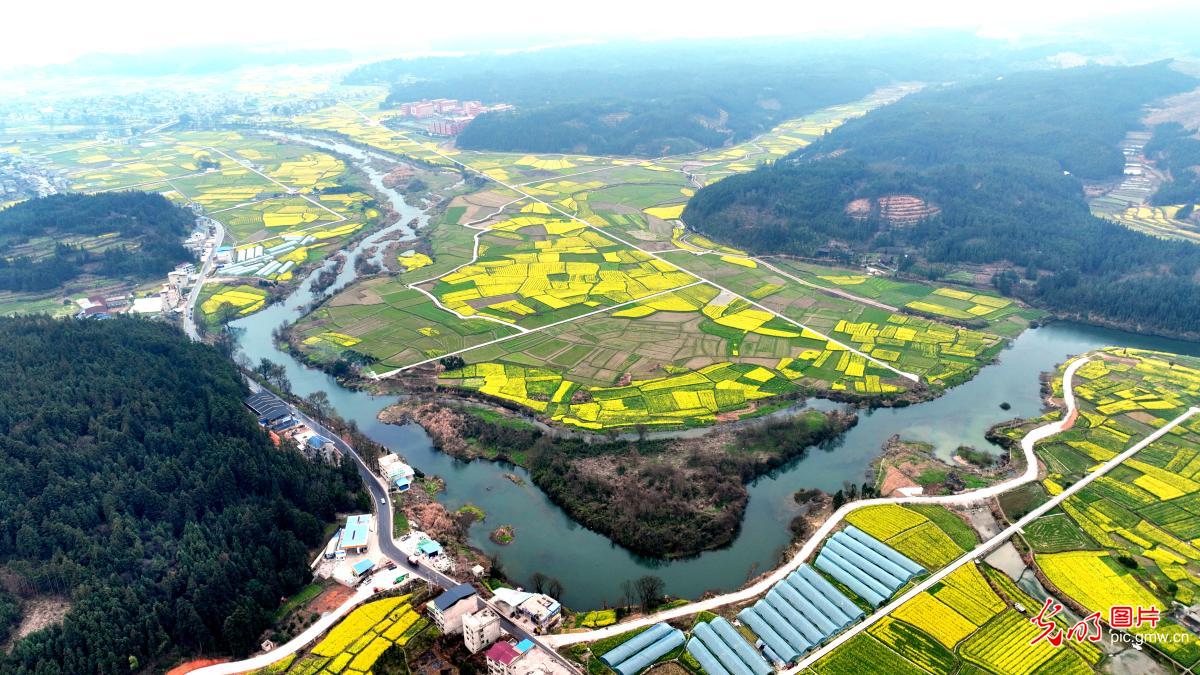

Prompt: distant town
[{"left": 389, "top": 98, "right": 514, "bottom": 136}]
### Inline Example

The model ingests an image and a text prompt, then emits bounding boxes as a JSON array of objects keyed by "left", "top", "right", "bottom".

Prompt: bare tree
[
  {"left": 529, "top": 571, "right": 549, "bottom": 594},
  {"left": 619, "top": 580, "right": 636, "bottom": 610},
  {"left": 546, "top": 578, "right": 564, "bottom": 600},
  {"left": 633, "top": 575, "right": 665, "bottom": 614}
]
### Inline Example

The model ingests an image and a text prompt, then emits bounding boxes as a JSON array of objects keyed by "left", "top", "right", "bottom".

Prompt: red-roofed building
[{"left": 486, "top": 641, "right": 521, "bottom": 675}]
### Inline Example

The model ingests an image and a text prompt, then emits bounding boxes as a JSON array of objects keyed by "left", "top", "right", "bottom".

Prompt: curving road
[
  {"left": 543, "top": 355, "right": 1103, "bottom": 647},
  {"left": 194, "top": 384, "right": 577, "bottom": 674},
  {"left": 786, "top": 400, "right": 1199, "bottom": 672}
]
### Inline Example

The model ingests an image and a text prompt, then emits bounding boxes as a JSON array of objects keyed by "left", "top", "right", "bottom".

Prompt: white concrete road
[
  {"left": 183, "top": 219, "right": 225, "bottom": 341},
  {"left": 190, "top": 585, "right": 374, "bottom": 675},
  {"left": 543, "top": 355, "right": 1121, "bottom": 648}
]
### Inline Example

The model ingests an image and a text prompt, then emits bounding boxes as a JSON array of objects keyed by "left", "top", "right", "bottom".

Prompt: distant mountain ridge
[{"left": 683, "top": 61, "right": 1200, "bottom": 338}]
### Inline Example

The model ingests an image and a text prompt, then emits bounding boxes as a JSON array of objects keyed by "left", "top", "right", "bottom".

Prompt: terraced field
[
  {"left": 994, "top": 348, "right": 1200, "bottom": 668},
  {"left": 1095, "top": 203, "right": 1200, "bottom": 243},
  {"left": 288, "top": 87, "right": 1022, "bottom": 430}
]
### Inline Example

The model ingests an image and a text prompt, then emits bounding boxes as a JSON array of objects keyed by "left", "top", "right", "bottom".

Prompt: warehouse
[
  {"left": 244, "top": 391, "right": 291, "bottom": 424},
  {"left": 339, "top": 514, "right": 372, "bottom": 555}
]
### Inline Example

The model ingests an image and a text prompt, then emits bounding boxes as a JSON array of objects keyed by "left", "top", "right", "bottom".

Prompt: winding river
[{"left": 230, "top": 136, "right": 1200, "bottom": 609}]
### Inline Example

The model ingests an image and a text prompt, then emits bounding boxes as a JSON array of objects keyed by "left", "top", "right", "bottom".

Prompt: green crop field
[
  {"left": 1023, "top": 512, "right": 1099, "bottom": 553},
  {"left": 284, "top": 87, "right": 1027, "bottom": 430},
  {"left": 7, "top": 129, "right": 390, "bottom": 316},
  {"left": 992, "top": 349, "right": 1200, "bottom": 666},
  {"left": 768, "top": 258, "right": 1044, "bottom": 338}
]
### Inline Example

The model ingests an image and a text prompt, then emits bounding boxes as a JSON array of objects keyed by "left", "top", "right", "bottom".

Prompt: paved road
[
  {"left": 250, "top": 383, "right": 434, "bottom": 586},
  {"left": 183, "top": 219, "right": 225, "bottom": 341},
  {"left": 192, "top": 584, "right": 377, "bottom": 675},
  {"left": 755, "top": 256, "right": 900, "bottom": 313},
  {"left": 787, "top": 400, "right": 1200, "bottom": 672},
  {"left": 197, "top": 384, "right": 577, "bottom": 674},
  {"left": 546, "top": 356, "right": 1094, "bottom": 648}
]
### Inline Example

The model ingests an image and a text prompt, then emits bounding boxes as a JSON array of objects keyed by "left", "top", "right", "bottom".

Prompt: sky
[{"left": 5, "top": 0, "right": 1195, "bottom": 68}]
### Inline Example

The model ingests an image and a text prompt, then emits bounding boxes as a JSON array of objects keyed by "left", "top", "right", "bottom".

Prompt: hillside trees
[
  {"left": 0, "top": 316, "right": 362, "bottom": 673},
  {"left": 0, "top": 192, "right": 194, "bottom": 292},
  {"left": 684, "top": 62, "right": 1200, "bottom": 336}
]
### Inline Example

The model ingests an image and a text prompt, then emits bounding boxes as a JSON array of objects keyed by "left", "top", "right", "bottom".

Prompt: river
[{"left": 230, "top": 135, "right": 1200, "bottom": 610}]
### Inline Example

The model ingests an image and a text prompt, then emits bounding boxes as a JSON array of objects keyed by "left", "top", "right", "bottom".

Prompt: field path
[
  {"left": 339, "top": 104, "right": 918, "bottom": 383},
  {"left": 545, "top": 357, "right": 1199, "bottom": 650}
]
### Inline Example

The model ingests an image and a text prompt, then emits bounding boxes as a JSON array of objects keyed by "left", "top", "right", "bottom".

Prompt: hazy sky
[{"left": 6, "top": 0, "right": 1195, "bottom": 67}]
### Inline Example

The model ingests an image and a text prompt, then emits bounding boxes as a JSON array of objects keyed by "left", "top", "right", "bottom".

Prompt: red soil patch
[
  {"left": 310, "top": 585, "right": 356, "bottom": 613},
  {"left": 877, "top": 195, "right": 940, "bottom": 224},
  {"left": 879, "top": 464, "right": 919, "bottom": 497},
  {"left": 1062, "top": 405, "right": 1079, "bottom": 430},
  {"left": 846, "top": 194, "right": 940, "bottom": 224},
  {"left": 845, "top": 198, "right": 872, "bottom": 219},
  {"left": 166, "top": 658, "right": 231, "bottom": 675}
]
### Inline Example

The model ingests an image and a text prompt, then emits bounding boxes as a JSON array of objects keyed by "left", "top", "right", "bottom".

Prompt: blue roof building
[
  {"left": 434, "top": 583, "right": 477, "bottom": 612},
  {"left": 351, "top": 558, "right": 374, "bottom": 576},
  {"left": 340, "top": 514, "right": 371, "bottom": 553},
  {"left": 418, "top": 539, "right": 443, "bottom": 556}
]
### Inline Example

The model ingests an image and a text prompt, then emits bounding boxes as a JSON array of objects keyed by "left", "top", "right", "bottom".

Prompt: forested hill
[
  {"left": 1146, "top": 122, "right": 1200, "bottom": 206},
  {"left": 349, "top": 36, "right": 1050, "bottom": 157},
  {"left": 0, "top": 317, "right": 364, "bottom": 673},
  {"left": 0, "top": 192, "right": 194, "bottom": 292},
  {"left": 684, "top": 62, "right": 1200, "bottom": 337}
]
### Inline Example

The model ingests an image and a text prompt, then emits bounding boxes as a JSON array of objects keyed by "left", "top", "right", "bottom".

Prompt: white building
[
  {"left": 463, "top": 607, "right": 502, "bottom": 653},
  {"left": 491, "top": 588, "right": 563, "bottom": 632},
  {"left": 379, "top": 453, "right": 416, "bottom": 491},
  {"left": 428, "top": 583, "right": 479, "bottom": 634}
]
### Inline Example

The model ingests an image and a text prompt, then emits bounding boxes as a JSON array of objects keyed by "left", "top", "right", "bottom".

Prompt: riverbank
[
  {"left": 379, "top": 399, "right": 857, "bottom": 559},
  {"left": 224, "top": 128, "right": 1200, "bottom": 609}
]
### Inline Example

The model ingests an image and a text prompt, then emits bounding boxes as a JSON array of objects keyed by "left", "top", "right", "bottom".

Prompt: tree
[
  {"left": 633, "top": 575, "right": 665, "bottom": 613},
  {"left": 619, "top": 580, "right": 636, "bottom": 610},
  {"left": 529, "top": 572, "right": 549, "bottom": 594},
  {"left": 222, "top": 603, "right": 258, "bottom": 657},
  {"left": 306, "top": 391, "right": 332, "bottom": 421},
  {"left": 487, "top": 554, "right": 506, "bottom": 583},
  {"left": 546, "top": 578, "right": 564, "bottom": 600},
  {"left": 0, "top": 317, "right": 363, "bottom": 672},
  {"left": 256, "top": 358, "right": 291, "bottom": 393}
]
